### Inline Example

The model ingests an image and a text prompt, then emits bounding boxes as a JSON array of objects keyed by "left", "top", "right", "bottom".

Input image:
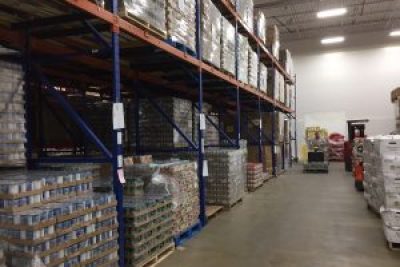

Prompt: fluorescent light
[
  {"left": 321, "top": 36, "right": 345, "bottom": 45},
  {"left": 390, "top": 30, "right": 400, "bottom": 37},
  {"left": 317, "top": 8, "right": 347, "bottom": 19}
]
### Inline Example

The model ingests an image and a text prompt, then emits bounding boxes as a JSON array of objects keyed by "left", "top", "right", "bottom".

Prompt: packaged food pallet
[
  {"left": 221, "top": 17, "right": 236, "bottom": 76},
  {"left": 201, "top": 0, "right": 222, "bottom": 68}
]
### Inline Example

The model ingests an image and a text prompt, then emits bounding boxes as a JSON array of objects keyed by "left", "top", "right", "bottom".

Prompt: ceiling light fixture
[
  {"left": 389, "top": 30, "right": 400, "bottom": 37},
  {"left": 321, "top": 36, "right": 345, "bottom": 45},
  {"left": 317, "top": 8, "right": 347, "bottom": 19}
]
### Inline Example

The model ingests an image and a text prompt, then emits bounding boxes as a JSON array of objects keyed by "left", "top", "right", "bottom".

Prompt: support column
[
  {"left": 111, "top": 0, "right": 125, "bottom": 266},
  {"left": 195, "top": 0, "right": 206, "bottom": 226},
  {"left": 24, "top": 29, "right": 34, "bottom": 169}
]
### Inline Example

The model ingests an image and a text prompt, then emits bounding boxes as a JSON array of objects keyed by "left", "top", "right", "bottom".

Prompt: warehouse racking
[{"left": 0, "top": 0, "right": 295, "bottom": 266}]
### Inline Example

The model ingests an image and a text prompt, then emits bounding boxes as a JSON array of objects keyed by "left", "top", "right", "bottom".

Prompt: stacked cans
[
  {"left": 238, "top": 34, "right": 249, "bottom": 84},
  {"left": 166, "top": 0, "right": 196, "bottom": 53},
  {"left": 135, "top": 97, "right": 193, "bottom": 149},
  {"left": 221, "top": 17, "right": 236, "bottom": 76},
  {"left": 247, "top": 163, "right": 264, "bottom": 191},
  {"left": 205, "top": 146, "right": 247, "bottom": 206},
  {"left": 193, "top": 103, "right": 220, "bottom": 146},
  {"left": 0, "top": 167, "right": 118, "bottom": 266},
  {"left": 124, "top": 195, "right": 173, "bottom": 266},
  {"left": 248, "top": 49, "right": 259, "bottom": 88},
  {"left": 201, "top": 0, "right": 222, "bottom": 68},
  {"left": 0, "top": 60, "right": 26, "bottom": 167},
  {"left": 364, "top": 136, "right": 400, "bottom": 246}
]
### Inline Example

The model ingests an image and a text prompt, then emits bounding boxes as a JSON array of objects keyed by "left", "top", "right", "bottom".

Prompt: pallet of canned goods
[
  {"left": 124, "top": 195, "right": 173, "bottom": 267},
  {"left": 0, "top": 167, "right": 119, "bottom": 266},
  {"left": 0, "top": 59, "right": 26, "bottom": 167}
]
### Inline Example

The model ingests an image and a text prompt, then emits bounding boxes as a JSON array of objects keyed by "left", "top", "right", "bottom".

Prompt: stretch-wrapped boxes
[
  {"left": 221, "top": 17, "right": 236, "bottom": 76},
  {"left": 0, "top": 59, "right": 26, "bottom": 167},
  {"left": 238, "top": 34, "right": 249, "bottom": 84},
  {"left": 201, "top": 0, "right": 222, "bottom": 68},
  {"left": 166, "top": 0, "right": 196, "bottom": 53},
  {"left": 248, "top": 49, "right": 259, "bottom": 88}
]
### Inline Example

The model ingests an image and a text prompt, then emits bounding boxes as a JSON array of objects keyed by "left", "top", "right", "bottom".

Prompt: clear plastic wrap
[
  {"left": 166, "top": 0, "right": 196, "bottom": 52},
  {"left": 201, "top": 0, "right": 222, "bottom": 68},
  {"left": 0, "top": 59, "right": 26, "bottom": 167},
  {"left": 248, "top": 48, "right": 259, "bottom": 88},
  {"left": 259, "top": 63, "right": 268, "bottom": 93},
  {"left": 118, "top": 0, "right": 166, "bottom": 35},
  {"left": 237, "top": 0, "right": 254, "bottom": 32},
  {"left": 238, "top": 34, "right": 249, "bottom": 84},
  {"left": 221, "top": 17, "right": 236, "bottom": 75},
  {"left": 255, "top": 11, "right": 266, "bottom": 44},
  {"left": 267, "top": 24, "right": 280, "bottom": 59}
]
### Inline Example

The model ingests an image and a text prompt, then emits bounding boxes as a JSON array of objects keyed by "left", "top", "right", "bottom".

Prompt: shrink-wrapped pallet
[
  {"left": 0, "top": 59, "right": 26, "bottom": 167},
  {"left": 238, "top": 34, "right": 249, "bottom": 84},
  {"left": 255, "top": 11, "right": 266, "bottom": 44},
  {"left": 132, "top": 97, "right": 193, "bottom": 149},
  {"left": 166, "top": 0, "right": 196, "bottom": 53},
  {"left": 237, "top": 0, "right": 254, "bottom": 32},
  {"left": 247, "top": 163, "right": 263, "bottom": 191},
  {"left": 115, "top": 0, "right": 166, "bottom": 36},
  {"left": 221, "top": 17, "right": 236, "bottom": 76},
  {"left": 201, "top": 0, "right": 221, "bottom": 68},
  {"left": 259, "top": 63, "right": 268, "bottom": 93},
  {"left": 280, "top": 48, "right": 294, "bottom": 77},
  {"left": 267, "top": 24, "right": 280, "bottom": 60},
  {"left": 193, "top": 103, "right": 220, "bottom": 146},
  {"left": 248, "top": 48, "right": 259, "bottom": 88},
  {"left": 124, "top": 160, "right": 199, "bottom": 237}
]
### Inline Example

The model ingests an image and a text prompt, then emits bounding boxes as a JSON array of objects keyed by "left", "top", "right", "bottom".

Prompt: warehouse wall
[{"left": 286, "top": 31, "right": 400, "bottom": 159}]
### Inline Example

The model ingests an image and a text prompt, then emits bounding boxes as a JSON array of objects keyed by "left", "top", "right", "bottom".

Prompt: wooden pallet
[
  {"left": 388, "top": 241, "right": 400, "bottom": 251},
  {"left": 248, "top": 182, "right": 264, "bottom": 192},
  {"left": 119, "top": 10, "right": 167, "bottom": 40},
  {"left": 224, "top": 198, "right": 243, "bottom": 210},
  {"left": 206, "top": 205, "right": 224, "bottom": 220},
  {"left": 135, "top": 242, "right": 175, "bottom": 267}
]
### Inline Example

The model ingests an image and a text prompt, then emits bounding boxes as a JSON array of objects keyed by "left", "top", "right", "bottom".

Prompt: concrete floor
[{"left": 160, "top": 163, "right": 400, "bottom": 267}]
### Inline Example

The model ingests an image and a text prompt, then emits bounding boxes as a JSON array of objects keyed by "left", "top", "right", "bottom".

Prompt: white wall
[{"left": 286, "top": 31, "right": 400, "bottom": 156}]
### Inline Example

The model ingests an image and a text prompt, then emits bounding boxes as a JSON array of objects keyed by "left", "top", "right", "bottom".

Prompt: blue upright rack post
[
  {"left": 195, "top": 0, "right": 206, "bottom": 227},
  {"left": 256, "top": 45, "right": 263, "bottom": 164},
  {"left": 111, "top": 0, "right": 125, "bottom": 266}
]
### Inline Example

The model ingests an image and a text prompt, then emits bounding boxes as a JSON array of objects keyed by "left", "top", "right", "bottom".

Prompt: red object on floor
[{"left": 353, "top": 162, "right": 364, "bottom": 182}]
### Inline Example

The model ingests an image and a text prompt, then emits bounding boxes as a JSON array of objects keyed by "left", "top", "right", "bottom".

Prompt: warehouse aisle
[{"left": 160, "top": 163, "right": 400, "bottom": 267}]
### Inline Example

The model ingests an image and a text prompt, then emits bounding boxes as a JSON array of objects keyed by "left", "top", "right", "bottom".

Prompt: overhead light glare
[
  {"left": 317, "top": 8, "right": 347, "bottom": 19},
  {"left": 321, "top": 36, "right": 345, "bottom": 45},
  {"left": 390, "top": 30, "right": 400, "bottom": 37}
]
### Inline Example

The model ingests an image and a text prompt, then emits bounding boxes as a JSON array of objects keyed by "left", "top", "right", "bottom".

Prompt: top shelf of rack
[
  {"left": 212, "top": 0, "right": 294, "bottom": 84},
  {"left": 0, "top": 0, "right": 294, "bottom": 113}
]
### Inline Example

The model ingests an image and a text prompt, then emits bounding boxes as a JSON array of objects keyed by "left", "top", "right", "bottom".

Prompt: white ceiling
[{"left": 254, "top": 0, "right": 400, "bottom": 42}]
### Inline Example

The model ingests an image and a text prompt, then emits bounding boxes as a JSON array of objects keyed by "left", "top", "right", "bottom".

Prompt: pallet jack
[{"left": 304, "top": 129, "right": 329, "bottom": 173}]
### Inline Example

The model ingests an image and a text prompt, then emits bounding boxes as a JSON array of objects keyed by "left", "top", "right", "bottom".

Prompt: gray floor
[{"left": 160, "top": 163, "right": 400, "bottom": 267}]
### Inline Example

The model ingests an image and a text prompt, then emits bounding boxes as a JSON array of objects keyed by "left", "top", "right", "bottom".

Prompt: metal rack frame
[{"left": 0, "top": 0, "right": 296, "bottom": 266}]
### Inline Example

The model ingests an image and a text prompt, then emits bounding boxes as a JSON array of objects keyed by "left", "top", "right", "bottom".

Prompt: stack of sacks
[
  {"left": 255, "top": 11, "right": 266, "bottom": 44},
  {"left": 364, "top": 136, "right": 400, "bottom": 246},
  {"left": 238, "top": 34, "right": 249, "bottom": 84},
  {"left": 259, "top": 63, "right": 268, "bottom": 93},
  {"left": 0, "top": 59, "right": 26, "bottom": 167},
  {"left": 166, "top": 0, "right": 196, "bottom": 53},
  {"left": 247, "top": 163, "right": 264, "bottom": 191},
  {"left": 237, "top": 0, "right": 254, "bottom": 32},
  {"left": 221, "top": 17, "right": 236, "bottom": 76},
  {"left": 267, "top": 24, "right": 280, "bottom": 60},
  {"left": 201, "top": 0, "right": 222, "bottom": 68},
  {"left": 117, "top": 0, "right": 166, "bottom": 36},
  {"left": 248, "top": 48, "right": 259, "bottom": 88}
]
